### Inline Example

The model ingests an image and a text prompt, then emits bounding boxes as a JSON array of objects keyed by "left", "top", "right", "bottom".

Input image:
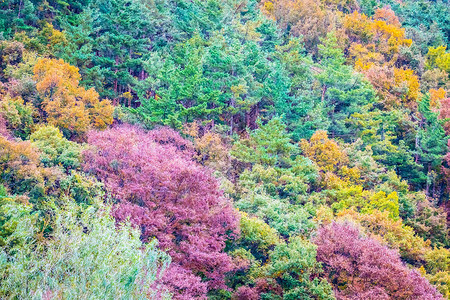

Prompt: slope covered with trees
[{"left": 0, "top": 0, "right": 449, "bottom": 298}]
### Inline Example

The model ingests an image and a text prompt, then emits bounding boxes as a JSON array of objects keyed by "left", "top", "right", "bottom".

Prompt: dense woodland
[{"left": 0, "top": 0, "right": 449, "bottom": 298}]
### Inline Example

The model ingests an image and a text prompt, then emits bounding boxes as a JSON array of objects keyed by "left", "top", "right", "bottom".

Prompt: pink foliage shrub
[
  {"left": 0, "top": 116, "right": 11, "bottom": 139},
  {"left": 83, "top": 125, "right": 239, "bottom": 298},
  {"left": 147, "top": 126, "right": 195, "bottom": 158},
  {"left": 159, "top": 264, "right": 208, "bottom": 299},
  {"left": 314, "top": 222, "right": 443, "bottom": 300},
  {"left": 235, "top": 286, "right": 260, "bottom": 300}
]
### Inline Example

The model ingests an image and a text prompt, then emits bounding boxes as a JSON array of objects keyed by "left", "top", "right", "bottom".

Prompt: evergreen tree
[
  {"left": 415, "top": 94, "right": 448, "bottom": 194},
  {"left": 315, "top": 32, "right": 376, "bottom": 140},
  {"left": 88, "top": 0, "right": 165, "bottom": 103}
]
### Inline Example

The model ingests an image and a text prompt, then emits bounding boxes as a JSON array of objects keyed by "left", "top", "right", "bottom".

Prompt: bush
[
  {"left": 0, "top": 201, "right": 171, "bottom": 299},
  {"left": 84, "top": 125, "right": 239, "bottom": 297},
  {"left": 314, "top": 222, "right": 443, "bottom": 299}
]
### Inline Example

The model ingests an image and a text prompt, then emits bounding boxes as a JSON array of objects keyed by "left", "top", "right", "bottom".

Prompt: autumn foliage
[
  {"left": 33, "top": 58, "right": 113, "bottom": 138},
  {"left": 0, "top": 0, "right": 449, "bottom": 297},
  {"left": 314, "top": 222, "right": 442, "bottom": 299},
  {"left": 83, "top": 125, "right": 239, "bottom": 298}
]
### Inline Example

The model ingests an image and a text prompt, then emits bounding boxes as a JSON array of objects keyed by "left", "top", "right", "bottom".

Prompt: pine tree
[
  {"left": 315, "top": 32, "right": 376, "bottom": 140},
  {"left": 415, "top": 94, "right": 448, "bottom": 194}
]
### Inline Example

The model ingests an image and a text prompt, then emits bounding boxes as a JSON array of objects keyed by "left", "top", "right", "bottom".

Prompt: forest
[{"left": 0, "top": 0, "right": 449, "bottom": 298}]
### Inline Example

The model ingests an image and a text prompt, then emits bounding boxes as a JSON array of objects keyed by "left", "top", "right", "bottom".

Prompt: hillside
[{"left": 0, "top": 0, "right": 449, "bottom": 298}]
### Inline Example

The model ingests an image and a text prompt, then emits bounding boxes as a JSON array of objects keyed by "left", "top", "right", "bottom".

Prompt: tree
[
  {"left": 271, "top": 38, "right": 327, "bottom": 141},
  {"left": 314, "top": 222, "right": 443, "bottom": 299},
  {"left": 260, "top": 0, "right": 337, "bottom": 52},
  {"left": 379, "top": 0, "right": 449, "bottom": 50},
  {"left": 88, "top": 0, "right": 158, "bottom": 103},
  {"left": 403, "top": 192, "right": 448, "bottom": 248},
  {"left": 299, "top": 130, "right": 348, "bottom": 172},
  {"left": 0, "top": 94, "right": 34, "bottom": 139},
  {"left": 422, "top": 247, "right": 450, "bottom": 298},
  {"left": 231, "top": 117, "right": 318, "bottom": 237},
  {"left": 344, "top": 9, "right": 412, "bottom": 67},
  {"left": 315, "top": 32, "right": 376, "bottom": 139},
  {"left": 33, "top": 58, "right": 113, "bottom": 138},
  {"left": 0, "top": 201, "right": 171, "bottom": 299},
  {"left": 231, "top": 117, "right": 299, "bottom": 167},
  {"left": 131, "top": 35, "right": 217, "bottom": 128},
  {"left": 0, "top": 131, "right": 103, "bottom": 210},
  {"left": 337, "top": 209, "right": 431, "bottom": 263},
  {"left": 229, "top": 215, "right": 334, "bottom": 300},
  {"left": 131, "top": 30, "right": 277, "bottom": 132},
  {"left": 360, "top": 65, "right": 420, "bottom": 109},
  {"left": 264, "top": 237, "right": 335, "bottom": 300},
  {"left": 238, "top": 212, "right": 281, "bottom": 258},
  {"left": 83, "top": 124, "right": 239, "bottom": 296},
  {"left": 0, "top": 0, "right": 38, "bottom": 37},
  {"left": 30, "top": 125, "right": 81, "bottom": 170},
  {"left": 415, "top": 94, "right": 448, "bottom": 194},
  {"left": 0, "top": 116, "right": 9, "bottom": 139},
  {"left": 0, "top": 135, "right": 53, "bottom": 200},
  {"left": 427, "top": 46, "right": 450, "bottom": 73}
]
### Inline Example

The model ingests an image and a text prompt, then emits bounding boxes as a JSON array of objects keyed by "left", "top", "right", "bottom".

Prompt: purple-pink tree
[
  {"left": 0, "top": 116, "right": 10, "bottom": 138},
  {"left": 314, "top": 222, "right": 443, "bottom": 299},
  {"left": 83, "top": 125, "right": 239, "bottom": 298}
]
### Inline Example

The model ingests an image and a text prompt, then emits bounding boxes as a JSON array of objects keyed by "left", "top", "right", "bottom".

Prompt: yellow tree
[
  {"left": 344, "top": 8, "right": 412, "bottom": 67},
  {"left": 426, "top": 46, "right": 450, "bottom": 73},
  {"left": 299, "top": 130, "right": 348, "bottom": 172},
  {"left": 429, "top": 88, "right": 447, "bottom": 109},
  {"left": 343, "top": 8, "right": 421, "bottom": 109},
  {"left": 33, "top": 58, "right": 113, "bottom": 138}
]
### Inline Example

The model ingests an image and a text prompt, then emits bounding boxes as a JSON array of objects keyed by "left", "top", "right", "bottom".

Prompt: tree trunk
[
  {"left": 229, "top": 98, "right": 235, "bottom": 136},
  {"left": 425, "top": 164, "right": 431, "bottom": 196},
  {"left": 113, "top": 79, "right": 118, "bottom": 105},
  {"left": 17, "top": 0, "right": 23, "bottom": 18}
]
